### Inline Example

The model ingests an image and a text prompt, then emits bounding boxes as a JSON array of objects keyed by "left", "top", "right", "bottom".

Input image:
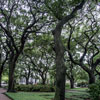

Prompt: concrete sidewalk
[{"left": 0, "top": 88, "right": 11, "bottom": 100}]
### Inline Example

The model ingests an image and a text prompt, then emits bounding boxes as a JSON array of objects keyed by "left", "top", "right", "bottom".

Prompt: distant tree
[
  {"left": 67, "top": 6, "right": 100, "bottom": 84},
  {"left": 0, "top": 35, "right": 9, "bottom": 87},
  {"left": 24, "top": 34, "right": 54, "bottom": 85},
  {"left": 0, "top": 0, "right": 48, "bottom": 92},
  {"left": 66, "top": 62, "right": 75, "bottom": 89}
]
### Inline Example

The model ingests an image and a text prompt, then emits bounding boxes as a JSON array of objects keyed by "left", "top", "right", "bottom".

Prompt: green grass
[
  {"left": 6, "top": 88, "right": 90, "bottom": 100},
  {"left": 65, "top": 91, "right": 89, "bottom": 100},
  {"left": 71, "top": 87, "right": 88, "bottom": 91},
  {"left": 65, "top": 88, "right": 90, "bottom": 100},
  {"left": 6, "top": 92, "right": 54, "bottom": 100}
]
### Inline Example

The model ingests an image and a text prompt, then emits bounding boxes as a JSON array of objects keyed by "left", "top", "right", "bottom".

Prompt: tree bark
[
  {"left": 8, "top": 53, "right": 17, "bottom": 92},
  {"left": 26, "top": 78, "right": 29, "bottom": 85},
  {"left": 8, "top": 61, "right": 16, "bottom": 92},
  {"left": 53, "top": 28, "right": 66, "bottom": 100},
  {"left": 0, "top": 68, "right": 5, "bottom": 87},
  {"left": 0, "top": 48, "right": 1, "bottom": 87},
  {"left": 81, "top": 66, "right": 95, "bottom": 84},
  {"left": 70, "top": 79, "right": 74, "bottom": 89},
  {"left": 42, "top": 79, "right": 46, "bottom": 85},
  {"left": 41, "top": 75, "right": 46, "bottom": 85},
  {"left": 0, "top": 75, "right": 2, "bottom": 87},
  {"left": 88, "top": 72, "right": 95, "bottom": 84}
]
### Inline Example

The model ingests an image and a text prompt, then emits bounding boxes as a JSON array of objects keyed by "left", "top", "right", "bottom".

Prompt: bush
[
  {"left": 15, "top": 84, "right": 33, "bottom": 92},
  {"left": 65, "top": 83, "right": 70, "bottom": 89},
  {"left": 15, "top": 84, "right": 55, "bottom": 92},
  {"left": 88, "top": 81, "right": 100, "bottom": 100},
  {"left": 77, "top": 82, "right": 88, "bottom": 87}
]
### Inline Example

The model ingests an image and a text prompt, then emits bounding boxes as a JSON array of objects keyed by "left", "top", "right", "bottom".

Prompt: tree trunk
[
  {"left": 26, "top": 65, "right": 30, "bottom": 85},
  {"left": 35, "top": 78, "right": 37, "bottom": 84},
  {"left": 52, "top": 2, "right": 85, "bottom": 100},
  {"left": 0, "top": 49, "right": 1, "bottom": 87},
  {"left": 70, "top": 78, "right": 74, "bottom": 89},
  {"left": 8, "top": 61, "right": 16, "bottom": 92},
  {"left": 0, "top": 70, "right": 2, "bottom": 87},
  {"left": 42, "top": 79, "right": 46, "bottom": 85},
  {"left": 54, "top": 67, "right": 66, "bottom": 100},
  {"left": 89, "top": 72, "right": 95, "bottom": 84},
  {"left": 41, "top": 76, "right": 46, "bottom": 85},
  {"left": 0, "top": 75, "right": 2, "bottom": 87},
  {"left": 26, "top": 78, "right": 29, "bottom": 85},
  {"left": 53, "top": 29, "right": 66, "bottom": 100},
  {"left": 0, "top": 68, "right": 4, "bottom": 87},
  {"left": 7, "top": 51, "right": 20, "bottom": 92},
  {"left": 0, "top": 55, "right": 8, "bottom": 87}
]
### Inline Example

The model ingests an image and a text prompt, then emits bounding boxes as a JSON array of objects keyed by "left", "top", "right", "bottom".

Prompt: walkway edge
[{"left": 4, "top": 93, "right": 14, "bottom": 100}]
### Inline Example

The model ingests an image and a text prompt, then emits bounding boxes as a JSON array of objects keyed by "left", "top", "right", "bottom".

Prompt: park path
[{"left": 0, "top": 88, "right": 11, "bottom": 100}]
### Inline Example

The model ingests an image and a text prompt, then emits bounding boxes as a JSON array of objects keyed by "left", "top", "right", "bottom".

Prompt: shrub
[
  {"left": 88, "top": 81, "right": 100, "bottom": 100},
  {"left": 15, "top": 84, "right": 55, "bottom": 92},
  {"left": 77, "top": 82, "right": 88, "bottom": 87},
  {"left": 65, "top": 83, "right": 70, "bottom": 89},
  {"left": 40, "top": 85, "right": 55, "bottom": 92},
  {"left": 15, "top": 84, "right": 33, "bottom": 92}
]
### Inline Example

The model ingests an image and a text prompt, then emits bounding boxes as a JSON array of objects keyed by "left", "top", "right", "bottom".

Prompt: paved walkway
[{"left": 0, "top": 88, "right": 11, "bottom": 100}]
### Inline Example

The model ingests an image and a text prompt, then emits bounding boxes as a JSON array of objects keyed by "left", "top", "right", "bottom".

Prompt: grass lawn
[
  {"left": 6, "top": 88, "right": 90, "bottom": 100},
  {"left": 65, "top": 88, "right": 90, "bottom": 100},
  {"left": 71, "top": 87, "right": 88, "bottom": 91}
]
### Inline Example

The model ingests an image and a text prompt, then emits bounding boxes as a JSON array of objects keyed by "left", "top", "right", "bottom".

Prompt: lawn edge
[{"left": 4, "top": 92, "right": 14, "bottom": 100}]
